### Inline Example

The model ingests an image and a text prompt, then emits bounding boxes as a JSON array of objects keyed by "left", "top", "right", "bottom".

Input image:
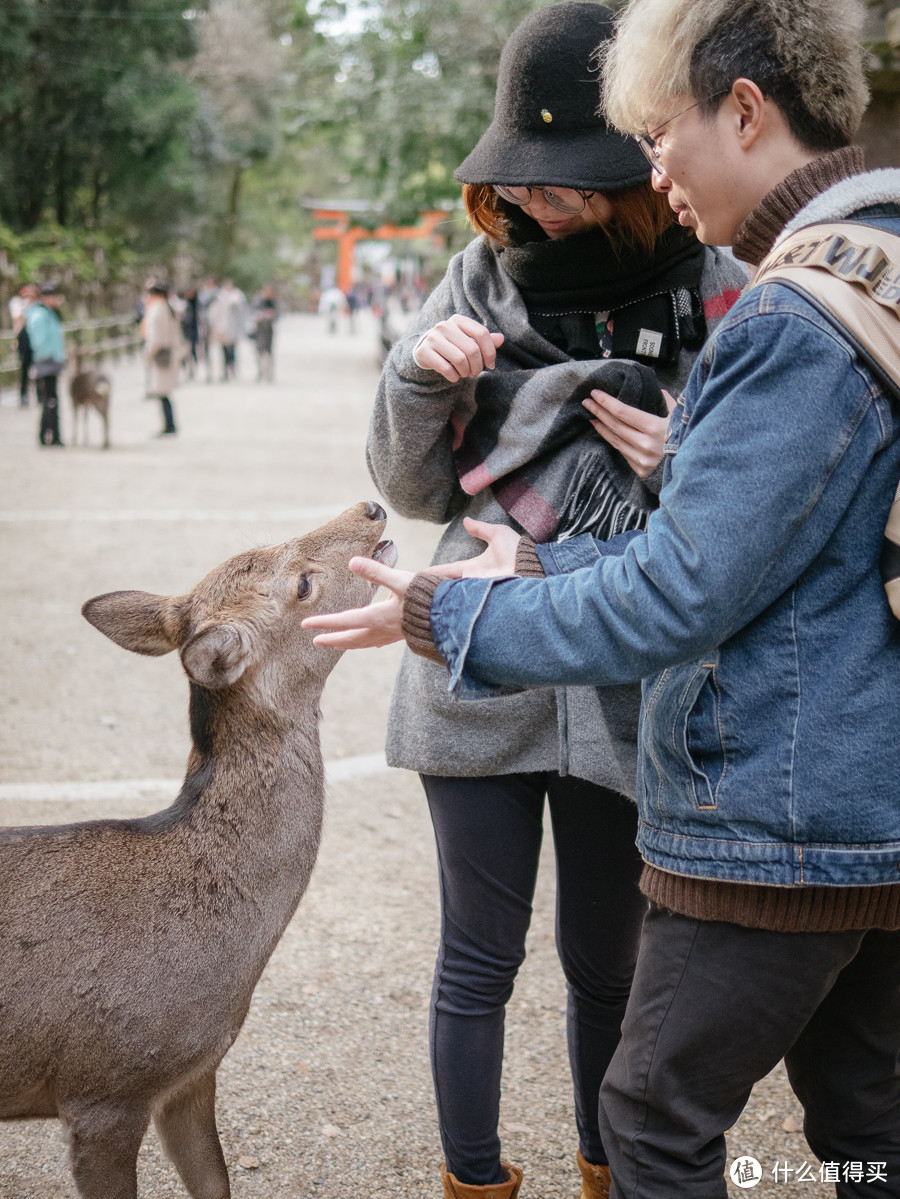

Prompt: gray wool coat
[{"left": 367, "top": 234, "right": 748, "bottom": 795}]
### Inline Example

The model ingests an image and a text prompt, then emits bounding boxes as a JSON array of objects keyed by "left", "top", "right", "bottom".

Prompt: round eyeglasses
[
  {"left": 636, "top": 92, "right": 729, "bottom": 175},
  {"left": 492, "top": 183, "right": 596, "bottom": 215}
]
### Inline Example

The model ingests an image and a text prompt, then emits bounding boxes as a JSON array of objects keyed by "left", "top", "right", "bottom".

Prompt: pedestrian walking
[
  {"left": 197, "top": 277, "right": 217, "bottom": 382},
  {"left": 305, "top": 0, "right": 900, "bottom": 1195},
  {"left": 252, "top": 284, "right": 278, "bottom": 381},
  {"left": 143, "top": 283, "right": 181, "bottom": 436},
  {"left": 180, "top": 288, "right": 200, "bottom": 379},
  {"left": 26, "top": 283, "right": 66, "bottom": 447},
  {"left": 355, "top": 6, "right": 746, "bottom": 1197},
  {"left": 317, "top": 285, "right": 348, "bottom": 334},
  {"left": 9, "top": 282, "right": 38, "bottom": 407},
  {"left": 207, "top": 279, "right": 250, "bottom": 381}
]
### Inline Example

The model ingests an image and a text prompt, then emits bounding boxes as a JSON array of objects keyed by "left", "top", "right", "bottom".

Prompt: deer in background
[
  {"left": 0, "top": 501, "right": 397, "bottom": 1199},
  {"left": 69, "top": 349, "right": 111, "bottom": 448}
]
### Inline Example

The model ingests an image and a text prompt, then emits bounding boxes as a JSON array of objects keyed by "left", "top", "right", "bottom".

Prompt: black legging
[
  {"left": 421, "top": 771, "right": 646, "bottom": 1186},
  {"left": 36, "top": 374, "right": 62, "bottom": 445}
]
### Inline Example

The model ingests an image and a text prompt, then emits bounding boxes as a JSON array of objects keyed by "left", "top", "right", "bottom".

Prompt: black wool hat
[{"left": 455, "top": 2, "right": 649, "bottom": 193}]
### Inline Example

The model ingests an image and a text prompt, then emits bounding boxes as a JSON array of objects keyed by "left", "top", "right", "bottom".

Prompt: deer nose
[{"left": 364, "top": 501, "right": 387, "bottom": 522}]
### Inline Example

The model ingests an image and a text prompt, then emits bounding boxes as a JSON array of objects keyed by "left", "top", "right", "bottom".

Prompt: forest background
[{"left": 0, "top": 0, "right": 897, "bottom": 314}]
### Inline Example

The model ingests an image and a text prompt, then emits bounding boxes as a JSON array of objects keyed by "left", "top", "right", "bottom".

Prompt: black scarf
[{"left": 497, "top": 218, "right": 707, "bottom": 365}]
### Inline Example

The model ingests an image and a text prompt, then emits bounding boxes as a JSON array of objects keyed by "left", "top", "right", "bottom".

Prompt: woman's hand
[
  {"left": 302, "top": 559, "right": 413, "bottom": 650},
  {"left": 583, "top": 387, "right": 676, "bottom": 478},
  {"left": 430, "top": 517, "right": 521, "bottom": 579},
  {"left": 413, "top": 315, "right": 505, "bottom": 382}
]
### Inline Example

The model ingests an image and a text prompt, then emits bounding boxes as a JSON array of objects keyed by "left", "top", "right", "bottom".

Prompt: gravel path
[{"left": 0, "top": 315, "right": 821, "bottom": 1197}]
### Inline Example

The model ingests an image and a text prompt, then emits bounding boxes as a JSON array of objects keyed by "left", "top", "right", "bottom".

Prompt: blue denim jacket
[{"left": 430, "top": 208, "right": 900, "bottom": 889}]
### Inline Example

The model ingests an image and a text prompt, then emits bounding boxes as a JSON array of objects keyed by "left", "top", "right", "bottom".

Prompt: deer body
[
  {"left": 69, "top": 357, "right": 111, "bottom": 448},
  {"left": 0, "top": 502, "right": 395, "bottom": 1198}
]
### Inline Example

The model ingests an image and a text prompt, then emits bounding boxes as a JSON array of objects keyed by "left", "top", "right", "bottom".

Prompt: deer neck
[{"left": 180, "top": 680, "right": 326, "bottom": 877}]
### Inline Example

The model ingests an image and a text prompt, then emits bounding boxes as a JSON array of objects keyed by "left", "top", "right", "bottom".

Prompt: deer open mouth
[{"left": 370, "top": 539, "right": 398, "bottom": 568}]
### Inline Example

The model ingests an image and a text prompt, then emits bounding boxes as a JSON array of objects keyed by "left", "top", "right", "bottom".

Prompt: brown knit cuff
[
  {"left": 515, "top": 537, "right": 546, "bottom": 578},
  {"left": 401, "top": 572, "right": 447, "bottom": 665},
  {"left": 641, "top": 864, "right": 900, "bottom": 933}
]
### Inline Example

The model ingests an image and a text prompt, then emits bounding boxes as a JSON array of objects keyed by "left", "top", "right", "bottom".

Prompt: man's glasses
[
  {"left": 636, "top": 92, "right": 729, "bottom": 175},
  {"left": 492, "top": 184, "right": 596, "bottom": 215}
]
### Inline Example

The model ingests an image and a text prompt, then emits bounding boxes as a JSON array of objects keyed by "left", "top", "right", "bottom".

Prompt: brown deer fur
[
  {"left": 69, "top": 351, "right": 111, "bottom": 448},
  {"left": 0, "top": 502, "right": 396, "bottom": 1199}
]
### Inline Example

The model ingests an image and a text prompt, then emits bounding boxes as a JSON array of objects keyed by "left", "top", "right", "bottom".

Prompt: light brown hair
[
  {"left": 462, "top": 182, "right": 676, "bottom": 255},
  {"left": 600, "top": 0, "right": 868, "bottom": 151}
]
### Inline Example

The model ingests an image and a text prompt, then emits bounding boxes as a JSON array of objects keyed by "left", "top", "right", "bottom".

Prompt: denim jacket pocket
[{"left": 643, "top": 656, "right": 727, "bottom": 811}]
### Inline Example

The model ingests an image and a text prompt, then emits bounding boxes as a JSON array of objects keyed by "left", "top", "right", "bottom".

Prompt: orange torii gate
[{"left": 310, "top": 206, "right": 447, "bottom": 295}]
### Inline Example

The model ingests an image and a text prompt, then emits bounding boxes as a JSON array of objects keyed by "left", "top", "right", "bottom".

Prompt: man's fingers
[
  {"left": 347, "top": 557, "right": 411, "bottom": 594},
  {"left": 663, "top": 388, "right": 676, "bottom": 414},
  {"left": 311, "top": 628, "right": 390, "bottom": 650},
  {"left": 302, "top": 602, "right": 380, "bottom": 631},
  {"left": 462, "top": 516, "right": 495, "bottom": 543}
]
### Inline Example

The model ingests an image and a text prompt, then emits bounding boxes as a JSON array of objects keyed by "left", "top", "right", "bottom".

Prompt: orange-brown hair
[{"left": 462, "top": 181, "right": 676, "bottom": 255}]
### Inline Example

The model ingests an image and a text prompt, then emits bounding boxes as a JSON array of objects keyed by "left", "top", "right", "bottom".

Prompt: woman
[
  {"left": 143, "top": 282, "right": 181, "bottom": 436},
  {"left": 366, "top": 7, "right": 747, "bottom": 1197}
]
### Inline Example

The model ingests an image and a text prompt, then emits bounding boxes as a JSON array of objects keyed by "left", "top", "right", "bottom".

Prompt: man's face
[{"left": 645, "top": 96, "right": 751, "bottom": 247}]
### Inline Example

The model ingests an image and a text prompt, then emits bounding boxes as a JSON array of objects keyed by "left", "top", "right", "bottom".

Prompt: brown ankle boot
[
  {"left": 441, "top": 1160, "right": 524, "bottom": 1198},
  {"left": 576, "top": 1150, "right": 611, "bottom": 1199}
]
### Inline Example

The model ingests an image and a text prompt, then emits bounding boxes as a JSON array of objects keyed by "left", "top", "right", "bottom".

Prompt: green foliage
[
  {"left": 288, "top": 0, "right": 554, "bottom": 216},
  {"left": 0, "top": 0, "right": 200, "bottom": 235}
]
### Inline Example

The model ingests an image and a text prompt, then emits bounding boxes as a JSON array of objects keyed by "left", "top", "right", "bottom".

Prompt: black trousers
[
  {"left": 36, "top": 374, "right": 62, "bottom": 444},
  {"left": 422, "top": 772, "right": 646, "bottom": 1185},
  {"left": 599, "top": 906, "right": 900, "bottom": 1198},
  {"left": 17, "top": 328, "right": 32, "bottom": 402}
]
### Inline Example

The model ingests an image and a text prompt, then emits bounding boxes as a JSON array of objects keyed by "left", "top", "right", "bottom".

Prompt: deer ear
[
  {"left": 82, "top": 591, "right": 186, "bottom": 656},
  {"left": 180, "top": 624, "right": 251, "bottom": 689}
]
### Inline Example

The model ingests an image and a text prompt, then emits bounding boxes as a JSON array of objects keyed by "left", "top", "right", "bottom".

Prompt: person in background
[
  {"left": 360, "top": 6, "right": 747, "bottom": 1198},
  {"left": 26, "top": 283, "right": 66, "bottom": 446},
  {"left": 142, "top": 283, "right": 181, "bottom": 436},
  {"left": 252, "top": 284, "right": 278, "bottom": 381},
  {"left": 197, "top": 277, "right": 218, "bottom": 382},
  {"left": 180, "top": 288, "right": 200, "bottom": 380},
  {"left": 10, "top": 282, "right": 38, "bottom": 407},
  {"left": 306, "top": 0, "right": 900, "bottom": 1194},
  {"left": 317, "top": 284, "right": 348, "bottom": 334},
  {"left": 207, "top": 278, "right": 250, "bottom": 381}
]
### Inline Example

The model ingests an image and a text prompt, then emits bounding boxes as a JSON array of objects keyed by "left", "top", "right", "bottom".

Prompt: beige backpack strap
[
  {"left": 752, "top": 221, "right": 900, "bottom": 620},
  {"left": 752, "top": 222, "right": 900, "bottom": 387}
]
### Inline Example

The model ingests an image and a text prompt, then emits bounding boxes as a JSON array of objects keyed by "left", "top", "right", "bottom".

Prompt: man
[
  {"left": 305, "top": 0, "right": 900, "bottom": 1194},
  {"left": 26, "top": 283, "right": 66, "bottom": 446}
]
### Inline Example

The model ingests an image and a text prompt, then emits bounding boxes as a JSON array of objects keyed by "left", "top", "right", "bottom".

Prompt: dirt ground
[{"left": 0, "top": 313, "right": 822, "bottom": 1197}]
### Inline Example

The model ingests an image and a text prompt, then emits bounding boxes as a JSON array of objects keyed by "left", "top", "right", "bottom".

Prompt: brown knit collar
[{"left": 732, "top": 145, "right": 866, "bottom": 266}]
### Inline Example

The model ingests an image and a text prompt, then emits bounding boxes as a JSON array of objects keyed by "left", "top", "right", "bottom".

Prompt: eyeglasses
[
  {"left": 492, "top": 183, "right": 596, "bottom": 215},
  {"left": 635, "top": 92, "right": 729, "bottom": 175}
]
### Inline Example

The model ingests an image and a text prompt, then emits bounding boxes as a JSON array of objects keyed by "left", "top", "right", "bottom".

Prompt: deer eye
[{"left": 297, "top": 574, "right": 312, "bottom": 601}]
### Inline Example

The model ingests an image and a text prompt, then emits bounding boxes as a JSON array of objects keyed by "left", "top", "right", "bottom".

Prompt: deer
[
  {"left": 0, "top": 501, "right": 397, "bottom": 1199},
  {"left": 69, "top": 349, "right": 111, "bottom": 448}
]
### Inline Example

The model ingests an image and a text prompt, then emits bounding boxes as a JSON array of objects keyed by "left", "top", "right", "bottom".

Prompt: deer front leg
[
  {"left": 154, "top": 1069, "right": 231, "bottom": 1199},
  {"left": 63, "top": 1101, "right": 149, "bottom": 1199}
]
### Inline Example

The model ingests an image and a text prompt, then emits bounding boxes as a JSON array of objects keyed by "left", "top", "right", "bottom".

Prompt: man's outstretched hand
[
  {"left": 301, "top": 518, "right": 522, "bottom": 651},
  {"left": 302, "top": 558, "right": 412, "bottom": 649}
]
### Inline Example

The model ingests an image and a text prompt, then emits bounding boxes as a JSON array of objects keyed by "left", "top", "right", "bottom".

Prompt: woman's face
[{"left": 521, "top": 189, "right": 614, "bottom": 239}]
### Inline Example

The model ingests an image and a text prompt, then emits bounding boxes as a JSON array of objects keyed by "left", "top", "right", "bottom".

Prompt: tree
[{"left": 0, "top": 0, "right": 199, "bottom": 237}]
